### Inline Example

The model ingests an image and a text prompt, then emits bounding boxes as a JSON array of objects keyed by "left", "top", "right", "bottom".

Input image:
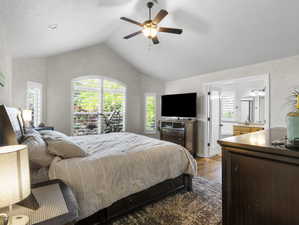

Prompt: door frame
[
  {"left": 207, "top": 87, "right": 222, "bottom": 156},
  {"left": 204, "top": 73, "right": 271, "bottom": 157}
]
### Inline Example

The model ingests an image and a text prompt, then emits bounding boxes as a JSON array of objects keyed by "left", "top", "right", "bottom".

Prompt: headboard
[{"left": 0, "top": 105, "right": 24, "bottom": 145}]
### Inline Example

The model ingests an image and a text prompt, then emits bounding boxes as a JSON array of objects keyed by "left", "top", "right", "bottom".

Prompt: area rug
[{"left": 112, "top": 176, "right": 222, "bottom": 225}]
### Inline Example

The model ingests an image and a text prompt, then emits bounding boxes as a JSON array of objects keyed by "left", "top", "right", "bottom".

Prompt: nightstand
[
  {"left": 0, "top": 180, "right": 79, "bottom": 225},
  {"left": 34, "top": 127, "right": 54, "bottom": 132}
]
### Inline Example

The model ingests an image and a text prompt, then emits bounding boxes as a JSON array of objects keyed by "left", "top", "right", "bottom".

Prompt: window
[
  {"left": 221, "top": 91, "right": 236, "bottom": 121},
  {"left": 145, "top": 93, "right": 156, "bottom": 133},
  {"left": 27, "top": 81, "right": 42, "bottom": 127},
  {"left": 72, "top": 77, "right": 126, "bottom": 136}
]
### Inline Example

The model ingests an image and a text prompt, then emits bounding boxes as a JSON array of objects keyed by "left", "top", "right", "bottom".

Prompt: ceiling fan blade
[
  {"left": 152, "top": 36, "right": 160, "bottom": 45},
  {"left": 153, "top": 10, "right": 168, "bottom": 24},
  {"left": 159, "top": 27, "right": 183, "bottom": 34},
  {"left": 123, "top": 30, "right": 143, "bottom": 39},
  {"left": 120, "top": 17, "right": 143, "bottom": 27}
]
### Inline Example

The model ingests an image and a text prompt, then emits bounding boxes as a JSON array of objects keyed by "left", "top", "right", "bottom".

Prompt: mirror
[
  {"left": 240, "top": 97, "right": 254, "bottom": 123},
  {"left": 240, "top": 89, "right": 265, "bottom": 124}
]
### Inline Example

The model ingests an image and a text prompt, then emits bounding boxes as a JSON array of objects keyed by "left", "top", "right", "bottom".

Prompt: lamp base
[{"left": 9, "top": 215, "right": 29, "bottom": 225}]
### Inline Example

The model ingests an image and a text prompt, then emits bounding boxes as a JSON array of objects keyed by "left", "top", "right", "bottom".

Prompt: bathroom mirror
[
  {"left": 240, "top": 97, "right": 254, "bottom": 123},
  {"left": 240, "top": 94, "right": 265, "bottom": 124}
]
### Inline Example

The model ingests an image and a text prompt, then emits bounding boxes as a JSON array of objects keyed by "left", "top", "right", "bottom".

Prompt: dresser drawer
[
  {"left": 161, "top": 135, "right": 185, "bottom": 146},
  {"left": 161, "top": 129, "right": 185, "bottom": 137},
  {"left": 238, "top": 127, "right": 251, "bottom": 132},
  {"left": 233, "top": 125, "right": 264, "bottom": 136},
  {"left": 251, "top": 127, "right": 264, "bottom": 132},
  {"left": 233, "top": 131, "right": 241, "bottom": 136}
]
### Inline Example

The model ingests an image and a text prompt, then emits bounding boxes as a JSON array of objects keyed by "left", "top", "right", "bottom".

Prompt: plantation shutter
[
  {"left": 221, "top": 91, "right": 235, "bottom": 121},
  {"left": 27, "top": 81, "right": 42, "bottom": 127},
  {"left": 145, "top": 93, "right": 157, "bottom": 133}
]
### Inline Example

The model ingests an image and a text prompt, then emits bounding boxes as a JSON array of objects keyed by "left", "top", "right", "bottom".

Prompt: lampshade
[
  {"left": 22, "top": 110, "right": 32, "bottom": 122},
  {"left": 0, "top": 145, "right": 31, "bottom": 208}
]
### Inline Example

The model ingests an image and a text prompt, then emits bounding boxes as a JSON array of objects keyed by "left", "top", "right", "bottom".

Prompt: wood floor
[{"left": 196, "top": 155, "right": 222, "bottom": 183}]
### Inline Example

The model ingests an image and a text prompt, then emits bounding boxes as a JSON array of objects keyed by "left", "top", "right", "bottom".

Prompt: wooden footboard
[{"left": 76, "top": 174, "right": 192, "bottom": 225}]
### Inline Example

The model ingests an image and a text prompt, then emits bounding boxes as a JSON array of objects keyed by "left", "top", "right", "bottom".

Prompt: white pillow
[
  {"left": 44, "top": 136, "right": 87, "bottom": 159},
  {"left": 22, "top": 131, "right": 55, "bottom": 168}
]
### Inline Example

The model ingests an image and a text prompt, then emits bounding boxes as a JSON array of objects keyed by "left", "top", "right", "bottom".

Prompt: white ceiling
[{"left": 2, "top": 0, "right": 299, "bottom": 81}]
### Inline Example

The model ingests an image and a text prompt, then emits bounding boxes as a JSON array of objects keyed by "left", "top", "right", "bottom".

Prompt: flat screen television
[{"left": 161, "top": 93, "right": 197, "bottom": 118}]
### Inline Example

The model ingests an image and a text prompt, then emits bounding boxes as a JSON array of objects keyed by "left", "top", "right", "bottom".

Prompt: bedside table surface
[
  {"left": 32, "top": 180, "right": 79, "bottom": 225},
  {"left": 0, "top": 180, "right": 79, "bottom": 225}
]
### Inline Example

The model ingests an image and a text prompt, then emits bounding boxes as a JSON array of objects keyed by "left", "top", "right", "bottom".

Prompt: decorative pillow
[
  {"left": 22, "top": 131, "right": 55, "bottom": 168},
  {"left": 44, "top": 136, "right": 87, "bottom": 159},
  {"left": 39, "top": 130, "right": 69, "bottom": 139}
]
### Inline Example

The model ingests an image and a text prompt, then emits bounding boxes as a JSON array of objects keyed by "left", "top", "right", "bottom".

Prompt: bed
[{"left": 0, "top": 105, "right": 197, "bottom": 224}]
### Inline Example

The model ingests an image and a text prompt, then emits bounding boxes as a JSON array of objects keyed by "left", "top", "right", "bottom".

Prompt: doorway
[{"left": 205, "top": 74, "right": 270, "bottom": 157}]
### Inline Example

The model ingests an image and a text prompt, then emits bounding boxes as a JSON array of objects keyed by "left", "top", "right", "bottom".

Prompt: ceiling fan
[{"left": 120, "top": 1, "right": 183, "bottom": 45}]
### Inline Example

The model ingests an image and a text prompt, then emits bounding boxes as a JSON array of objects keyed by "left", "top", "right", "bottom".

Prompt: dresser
[
  {"left": 159, "top": 120, "right": 197, "bottom": 157},
  {"left": 218, "top": 128, "right": 299, "bottom": 225}
]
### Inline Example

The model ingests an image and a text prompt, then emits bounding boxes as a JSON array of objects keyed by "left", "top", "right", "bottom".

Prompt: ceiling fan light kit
[{"left": 120, "top": 1, "right": 183, "bottom": 45}]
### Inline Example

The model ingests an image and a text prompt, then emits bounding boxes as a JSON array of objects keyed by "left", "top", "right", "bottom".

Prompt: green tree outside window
[{"left": 145, "top": 94, "right": 156, "bottom": 132}]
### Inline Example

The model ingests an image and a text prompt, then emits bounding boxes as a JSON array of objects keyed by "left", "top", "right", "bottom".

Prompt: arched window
[{"left": 72, "top": 76, "right": 126, "bottom": 136}]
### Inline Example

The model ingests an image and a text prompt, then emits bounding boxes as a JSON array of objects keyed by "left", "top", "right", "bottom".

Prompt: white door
[{"left": 208, "top": 88, "right": 222, "bottom": 156}]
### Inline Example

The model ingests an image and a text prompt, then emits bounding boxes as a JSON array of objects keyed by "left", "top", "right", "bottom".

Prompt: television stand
[{"left": 158, "top": 119, "right": 197, "bottom": 157}]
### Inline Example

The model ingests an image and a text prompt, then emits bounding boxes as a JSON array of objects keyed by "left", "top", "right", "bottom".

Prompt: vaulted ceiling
[{"left": 2, "top": 0, "right": 299, "bottom": 80}]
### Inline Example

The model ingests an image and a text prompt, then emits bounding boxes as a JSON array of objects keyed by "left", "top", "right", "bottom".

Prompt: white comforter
[{"left": 48, "top": 132, "right": 197, "bottom": 219}]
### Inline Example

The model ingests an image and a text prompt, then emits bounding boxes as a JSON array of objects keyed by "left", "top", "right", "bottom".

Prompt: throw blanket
[{"left": 49, "top": 132, "right": 197, "bottom": 219}]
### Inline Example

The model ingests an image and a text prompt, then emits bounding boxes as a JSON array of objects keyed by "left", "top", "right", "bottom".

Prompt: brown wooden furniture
[
  {"left": 159, "top": 119, "right": 197, "bottom": 157},
  {"left": 233, "top": 124, "right": 264, "bottom": 136},
  {"left": 218, "top": 128, "right": 299, "bottom": 225},
  {"left": 0, "top": 105, "right": 192, "bottom": 225}
]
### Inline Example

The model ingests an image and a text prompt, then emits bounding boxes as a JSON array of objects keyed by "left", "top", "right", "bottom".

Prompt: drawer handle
[{"left": 234, "top": 165, "right": 239, "bottom": 172}]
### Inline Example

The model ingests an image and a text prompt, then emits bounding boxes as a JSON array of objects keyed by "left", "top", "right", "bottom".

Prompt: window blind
[{"left": 221, "top": 91, "right": 235, "bottom": 121}]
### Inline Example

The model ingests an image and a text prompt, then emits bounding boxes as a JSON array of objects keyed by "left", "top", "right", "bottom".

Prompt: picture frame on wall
[{"left": 0, "top": 71, "right": 5, "bottom": 87}]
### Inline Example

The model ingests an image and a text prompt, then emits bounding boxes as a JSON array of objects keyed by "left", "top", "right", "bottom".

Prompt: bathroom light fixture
[
  {"left": 250, "top": 88, "right": 265, "bottom": 97},
  {"left": 48, "top": 24, "right": 58, "bottom": 31}
]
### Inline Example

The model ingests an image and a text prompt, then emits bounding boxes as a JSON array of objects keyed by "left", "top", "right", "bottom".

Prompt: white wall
[
  {"left": 0, "top": 13, "right": 12, "bottom": 106},
  {"left": 12, "top": 58, "right": 48, "bottom": 122},
  {"left": 166, "top": 55, "right": 299, "bottom": 156},
  {"left": 46, "top": 43, "right": 164, "bottom": 135}
]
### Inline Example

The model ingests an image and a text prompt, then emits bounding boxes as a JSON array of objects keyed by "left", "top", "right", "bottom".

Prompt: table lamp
[{"left": 0, "top": 145, "right": 31, "bottom": 225}]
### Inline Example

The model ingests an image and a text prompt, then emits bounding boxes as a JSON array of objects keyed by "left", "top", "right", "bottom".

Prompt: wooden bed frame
[{"left": 0, "top": 105, "right": 193, "bottom": 225}]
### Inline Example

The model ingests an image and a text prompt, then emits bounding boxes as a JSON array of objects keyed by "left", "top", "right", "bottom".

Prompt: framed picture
[{"left": 0, "top": 71, "right": 5, "bottom": 87}]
